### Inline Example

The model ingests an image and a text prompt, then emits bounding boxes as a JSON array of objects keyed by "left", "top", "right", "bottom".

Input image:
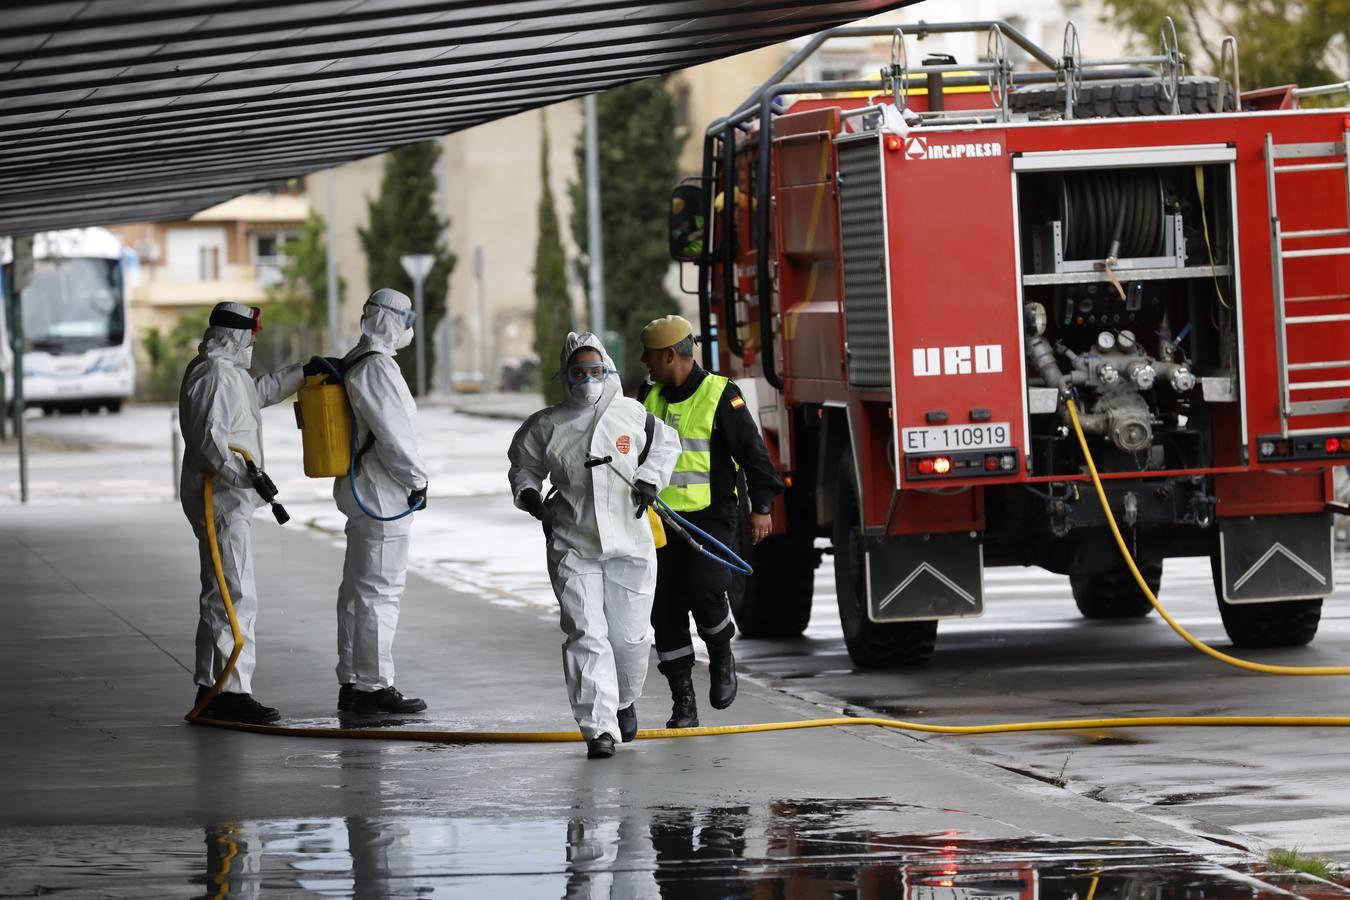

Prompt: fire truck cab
[{"left": 668, "top": 19, "right": 1350, "bottom": 666}]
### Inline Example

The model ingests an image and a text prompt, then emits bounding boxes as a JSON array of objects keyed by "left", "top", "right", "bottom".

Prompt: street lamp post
[{"left": 399, "top": 253, "right": 434, "bottom": 397}]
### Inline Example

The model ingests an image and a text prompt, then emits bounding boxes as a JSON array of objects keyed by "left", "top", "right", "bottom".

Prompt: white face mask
[
  {"left": 238, "top": 344, "right": 254, "bottom": 370},
  {"left": 395, "top": 327, "right": 414, "bottom": 351},
  {"left": 574, "top": 380, "right": 604, "bottom": 405}
]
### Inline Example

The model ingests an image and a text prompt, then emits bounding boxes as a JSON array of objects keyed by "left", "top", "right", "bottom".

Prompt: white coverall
[
  {"left": 508, "top": 333, "right": 681, "bottom": 741},
  {"left": 332, "top": 290, "right": 429, "bottom": 692},
  {"left": 179, "top": 307, "right": 302, "bottom": 694}
]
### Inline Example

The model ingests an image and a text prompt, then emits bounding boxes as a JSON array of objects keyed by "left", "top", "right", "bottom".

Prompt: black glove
[
  {"left": 246, "top": 462, "right": 279, "bottom": 503},
  {"left": 303, "top": 356, "right": 343, "bottom": 378},
  {"left": 407, "top": 486, "right": 428, "bottom": 511},
  {"left": 519, "top": 488, "right": 548, "bottom": 522},
  {"left": 632, "top": 480, "right": 659, "bottom": 518}
]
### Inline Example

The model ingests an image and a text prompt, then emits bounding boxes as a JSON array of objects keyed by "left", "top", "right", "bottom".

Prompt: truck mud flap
[
  {"left": 866, "top": 532, "right": 984, "bottom": 623},
  {"left": 1217, "top": 513, "right": 1334, "bottom": 604}
]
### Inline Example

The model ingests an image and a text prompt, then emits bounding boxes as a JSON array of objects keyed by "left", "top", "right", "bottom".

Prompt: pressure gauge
[
  {"left": 1024, "top": 302, "right": 1047, "bottom": 336},
  {"left": 1118, "top": 329, "right": 1136, "bottom": 351},
  {"left": 1096, "top": 331, "right": 1116, "bottom": 352}
]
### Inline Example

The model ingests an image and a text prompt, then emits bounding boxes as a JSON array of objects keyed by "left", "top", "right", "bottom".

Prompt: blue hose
[
  {"left": 313, "top": 357, "right": 423, "bottom": 522},
  {"left": 653, "top": 497, "right": 754, "bottom": 576}
]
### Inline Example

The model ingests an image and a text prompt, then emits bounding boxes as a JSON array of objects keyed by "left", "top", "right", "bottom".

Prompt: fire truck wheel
[
  {"left": 1009, "top": 76, "right": 1233, "bottom": 119},
  {"left": 729, "top": 534, "right": 816, "bottom": 638},
  {"left": 1069, "top": 559, "right": 1161, "bottom": 618},
  {"left": 832, "top": 461, "right": 937, "bottom": 668},
  {"left": 1210, "top": 556, "right": 1323, "bottom": 647}
]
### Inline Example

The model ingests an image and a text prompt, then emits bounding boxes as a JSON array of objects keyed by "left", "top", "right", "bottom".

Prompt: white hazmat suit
[
  {"left": 333, "top": 289, "right": 429, "bottom": 696},
  {"left": 179, "top": 301, "right": 303, "bottom": 697},
  {"left": 508, "top": 333, "right": 681, "bottom": 742}
]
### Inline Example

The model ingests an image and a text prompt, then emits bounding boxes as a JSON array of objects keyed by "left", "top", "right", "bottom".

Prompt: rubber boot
[
  {"left": 665, "top": 669, "right": 699, "bottom": 728},
  {"left": 708, "top": 644, "right": 738, "bottom": 710},
  {"left": 617, "top": 704, "right": 638, "bottom": 743},
  {"left": 587, "top": 734, "right": 616, "bottom": 759}
]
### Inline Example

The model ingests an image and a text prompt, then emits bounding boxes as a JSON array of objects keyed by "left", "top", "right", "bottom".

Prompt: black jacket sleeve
[{"left": 716, "top": 381, "right": 783, "bottom": 514}]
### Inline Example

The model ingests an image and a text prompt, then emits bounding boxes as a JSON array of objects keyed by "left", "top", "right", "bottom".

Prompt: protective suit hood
[
  {"left": 560, "top": 331, "right": 620, "bottom": 412},
  {"left": 361, "top": 288, "right": 414, "bottom": 354},
  {"left": 199, "top": 301, "right": 255, "bottom": 368}
]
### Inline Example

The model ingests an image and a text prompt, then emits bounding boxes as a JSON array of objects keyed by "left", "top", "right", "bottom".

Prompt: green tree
[
  {"left": 570, "top": 78, "right": 684, "bottom": 390},
  {"left": 534, "top": 124, "right": 574, "bottom": 404},
  {"left": 1100, "top": 0, "right": 1350, "bottom": 90},
  {"left": 265, "top": 210, "right": 345, "bottom": 332},
  {"left": 359, "top": 140, "right": 456, "bottom": 395},
  {"left": 140, "top": 307, "right": 211, "bottom": 401}
]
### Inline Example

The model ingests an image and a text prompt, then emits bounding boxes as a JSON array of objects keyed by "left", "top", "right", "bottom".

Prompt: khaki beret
[{"left": 640, "top": 314, "right": 695, "bottom": 350}]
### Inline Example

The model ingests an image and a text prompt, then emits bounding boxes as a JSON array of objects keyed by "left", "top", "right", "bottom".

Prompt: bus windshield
[{"left": 20, "top": 257, "right": 124, "bottom": 352}]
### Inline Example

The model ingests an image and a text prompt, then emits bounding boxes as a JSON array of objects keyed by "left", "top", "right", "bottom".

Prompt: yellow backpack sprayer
[{"left": 292, "top": 354, "right": 423, "bottom": 520}]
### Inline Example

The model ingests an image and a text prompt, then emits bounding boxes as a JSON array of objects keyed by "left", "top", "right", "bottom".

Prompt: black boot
[
  {"left": 587, "top": 733, "right": 616, "bottom": 759},
  {"left": 208, "top": 693, "right": 281, "bottom": 725},
  {"left": 708, "top": 645, "right": 738, "bottom": 710},
  {"left": 337, "top": 684, "right": 354, "bottom": 712},
  {"left": 665, "top": 669, "right": 699, "bottom": 728},
  {"left": 351, "top": 686, "right": 427, "bottom": 714},
  {"left": 617, "top": 704, "right": 638, "bottom": 743}
]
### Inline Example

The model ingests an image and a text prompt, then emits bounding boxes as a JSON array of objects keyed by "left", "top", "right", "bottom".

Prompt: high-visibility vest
[{"left": 643, "top": 373, "right": 729, "bottom": 512}]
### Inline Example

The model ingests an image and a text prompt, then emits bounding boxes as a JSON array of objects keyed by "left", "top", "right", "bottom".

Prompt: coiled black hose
[{"left": 1059, "top": 170, "right": 1165, "bottom": 260}]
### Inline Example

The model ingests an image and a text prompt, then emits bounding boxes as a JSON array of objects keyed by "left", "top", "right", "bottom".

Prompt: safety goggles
[
  {"left": 365, "top": 301, "right": 417, "bottom": 328},
  {"left": 566, "top": 362, "right": 613, "bottom": 385},
  {"left": 209, "top": 305, "right": 264, "bottom": 333}
]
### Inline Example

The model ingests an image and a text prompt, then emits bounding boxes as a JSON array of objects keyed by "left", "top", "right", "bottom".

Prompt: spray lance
[
  {"left": 246, "top": 460, "right": 290, "bottom": 525},
  {"left": 584, "top": 454, "right": 752, "bottom": 576}
]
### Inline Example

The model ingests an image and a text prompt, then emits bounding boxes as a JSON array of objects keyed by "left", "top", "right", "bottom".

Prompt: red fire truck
[{"left": 667, "top": 19, "right": 1350, "bottom": 666}]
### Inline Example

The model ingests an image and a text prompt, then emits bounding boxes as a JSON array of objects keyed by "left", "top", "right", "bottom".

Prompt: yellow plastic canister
[{"left": 294, "top": 375, "right": 351, "bottom": 478}]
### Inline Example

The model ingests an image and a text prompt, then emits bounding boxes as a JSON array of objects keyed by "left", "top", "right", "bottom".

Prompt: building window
[{"left": 253, "top": 230, "right": 299, "bottom": 289}]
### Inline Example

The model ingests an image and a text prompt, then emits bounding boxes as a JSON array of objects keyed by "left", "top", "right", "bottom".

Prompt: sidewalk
[{"left": 1, "top": 503, "right": 1321, "bottom": 896}]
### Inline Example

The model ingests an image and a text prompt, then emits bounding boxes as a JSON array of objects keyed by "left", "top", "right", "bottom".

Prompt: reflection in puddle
[{"left": 2, "top": 799, "right": 1343, "bottom": 898}]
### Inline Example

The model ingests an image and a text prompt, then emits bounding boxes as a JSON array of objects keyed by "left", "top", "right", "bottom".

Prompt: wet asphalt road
[{"left": 4, "top": 401, "right": 1350, "bottom": 870}]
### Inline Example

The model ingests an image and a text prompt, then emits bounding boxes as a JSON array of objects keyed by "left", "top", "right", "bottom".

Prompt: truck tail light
[
  {"left": 932, "top": 456, "right": 952, "bottom": 474},
  {"left": 1259, "top": 433, "right": 1349, "bottom": 461},
  {"left": 908, "top": 450, "right": 1019, "bottom": 480},
  {"left": 885, "top": 134, "right": 904, "bottom": 153}
]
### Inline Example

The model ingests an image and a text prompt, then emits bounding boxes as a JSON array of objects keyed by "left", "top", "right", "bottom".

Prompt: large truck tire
[
  {"left": 1069, "top": 558, "right": 1161, "bottom": 618},
  {"left": 1210, "top": 556, "right": 1322, "bottom": 648},
  {"left": 833, "top": 460, "right": 937, "bottom": 667},
  {"left": 1010, "top": 76, "right": 1232, "bottom": 119},
  {"left": 729, "top": 533, "right": 816, "bottom": 638}
]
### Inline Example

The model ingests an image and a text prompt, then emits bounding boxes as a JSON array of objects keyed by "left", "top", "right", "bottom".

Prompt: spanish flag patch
[{"left": 729, "top": 395, "right": 745, "bottom": 409}]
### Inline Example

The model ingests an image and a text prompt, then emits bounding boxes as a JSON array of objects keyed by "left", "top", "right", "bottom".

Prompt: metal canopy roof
[{"left": 0, "top": 0, "right": 914, "bottom": 234}]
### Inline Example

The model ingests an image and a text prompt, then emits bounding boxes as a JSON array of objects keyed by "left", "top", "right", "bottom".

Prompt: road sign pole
[{"left": 399, "top": 253, "right": 435, "bottom": 398}]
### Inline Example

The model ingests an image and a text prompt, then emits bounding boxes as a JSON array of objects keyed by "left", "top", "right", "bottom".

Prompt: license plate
[{"left": 902, "top": 422, "right": 1011, "bottom": 453}]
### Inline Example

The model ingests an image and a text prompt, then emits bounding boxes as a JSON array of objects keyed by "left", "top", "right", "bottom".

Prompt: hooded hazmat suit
[
  {"left": 507, "top": 333, "right": 681, "bottom": 742},
  {"left": 179, "top": 301, "right": 303, "bottom": 696},
  {"left": 332, "top": 289, "right": 429, "bottom": 695}
]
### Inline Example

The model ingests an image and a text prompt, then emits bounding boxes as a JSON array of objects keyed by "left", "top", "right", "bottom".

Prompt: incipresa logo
[{"left": 903, "top": 136, "right": 1003, "bottom": 160}]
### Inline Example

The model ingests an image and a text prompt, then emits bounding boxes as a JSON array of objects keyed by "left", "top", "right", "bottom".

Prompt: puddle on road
[{"left": 3, "top": 798, "right": 1344, "bottom": 898}]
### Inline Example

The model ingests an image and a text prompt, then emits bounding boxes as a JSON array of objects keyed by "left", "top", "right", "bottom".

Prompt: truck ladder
[{"left": 1265, "top": 128, "right": 1350, "bottom": 436}]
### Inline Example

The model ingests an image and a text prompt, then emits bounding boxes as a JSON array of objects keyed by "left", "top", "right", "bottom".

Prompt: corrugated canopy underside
[{"left": 0, "top": 0, "right": 916, "bottom": 233}]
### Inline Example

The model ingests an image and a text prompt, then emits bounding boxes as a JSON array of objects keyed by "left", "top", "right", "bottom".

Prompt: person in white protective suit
[
  {"left": 508, "top": 332, "right": 681, "bottom": 759},
  {"left": 332, "top": 289, "right": 431, "bottom": 715},
  {"left": 179, "top": 301, "right": 303, "bottom": 724}
]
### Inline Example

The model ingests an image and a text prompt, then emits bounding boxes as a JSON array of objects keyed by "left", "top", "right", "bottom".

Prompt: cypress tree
[
  {"left": 570, "top": 78, "right": 684, "bottom": 389},
  {"left": 359, "top": 140, "right": 456, "bottom": 395},
  {"left": 534, "top": 122, "right": 573, "bottom": 404}
]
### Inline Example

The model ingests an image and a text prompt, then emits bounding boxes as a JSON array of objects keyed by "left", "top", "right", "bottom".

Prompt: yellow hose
[
  {"left": 186, "top": 440, "right": 1350, "bottom": 744},
  {"left": 1065, "top": 398, "right": 1350, "bottom": 676}
]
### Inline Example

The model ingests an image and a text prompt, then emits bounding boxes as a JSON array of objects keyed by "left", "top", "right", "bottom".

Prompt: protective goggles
[
  {"left": 365, "top": 301, "right": 416, "bottom": 328},
  {"left": 209, "top": 306, "right": 264, "bottom": 333},
  {"left": 565, "top": 362, "right": 614, "bottom": 385}
]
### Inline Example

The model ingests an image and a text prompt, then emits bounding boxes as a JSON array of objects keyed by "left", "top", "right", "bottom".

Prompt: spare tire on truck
[{"left": 1010, "top": 76, "right": 1233, "bottom": 119}]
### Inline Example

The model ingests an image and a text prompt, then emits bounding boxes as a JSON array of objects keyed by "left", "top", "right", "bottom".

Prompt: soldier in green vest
[{"left": 639, "top": 315, "right": 783, "bottom": 728}]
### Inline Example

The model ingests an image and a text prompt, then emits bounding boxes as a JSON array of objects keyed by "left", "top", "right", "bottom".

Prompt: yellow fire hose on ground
[{"left": 187, "top": 418, "right": 1350, "bottom": 744}]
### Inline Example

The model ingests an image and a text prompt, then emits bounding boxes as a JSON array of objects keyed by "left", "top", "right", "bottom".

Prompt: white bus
[{"left": 1, "top": 228, "right": 135, "bottom": 414}]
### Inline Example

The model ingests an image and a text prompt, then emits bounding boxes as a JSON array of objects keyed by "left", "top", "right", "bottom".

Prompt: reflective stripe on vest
[{"left": 642, "top": 374, "right": 729, "bottom": 512}]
